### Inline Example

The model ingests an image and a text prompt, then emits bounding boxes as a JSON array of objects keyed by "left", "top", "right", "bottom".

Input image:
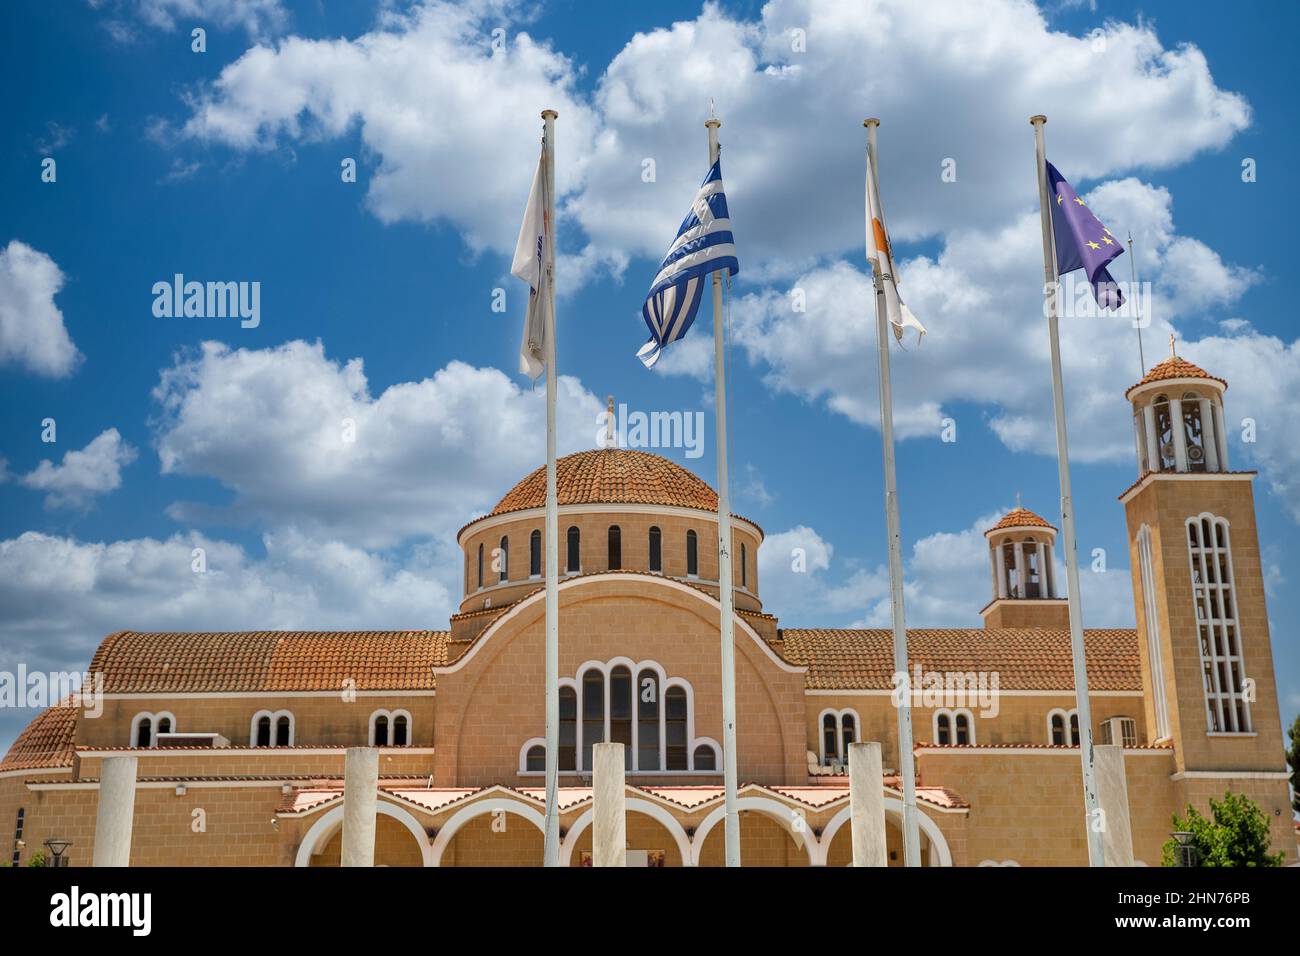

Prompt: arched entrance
[
  {"left": 817, "top": 799, "right": 954, "bottom": 867},
  {"left": 691, "top": 797, "right": 818, "bottom": 866},
  {"left": 294, "top": 800, "right": 434, "bottom": 867},
  {"left": 429, "top": 797, "right": 546, "bottom": 867},
  {"left": 560, "top": 798, "right": 693, "bottom": 866}
]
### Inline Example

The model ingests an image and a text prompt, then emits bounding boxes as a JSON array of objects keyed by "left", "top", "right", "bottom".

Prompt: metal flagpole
[
  {"left": 540, "top": 108, "right": 562, "bottom": 867},
  {"left": 1030, "top": 114, "right": 1105, "bottom": 867},
  {"left": 1127, "top": 232, "right": 1146, "bottom": 376},
  {"left": 707, "top": 115, "right": 741, "bottom": 868},
  {"left": 864, "top": 118, "right": 921, "bottom": 868}
]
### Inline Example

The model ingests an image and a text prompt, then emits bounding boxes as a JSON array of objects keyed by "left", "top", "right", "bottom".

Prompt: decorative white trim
[
  {"left": 249, "top": 709, "right": 295, "bottom": 747},
  {"left": 820, "top": 801, "right": 953, "bottom": 866},
  {"left": 560, "top": 797, "right": 693, "bottom": 866},
  {"left": 1046, "top": 707, "right": 1079, "bottom": 746},
  {"left": 98, "top": 691, "right": 436, "bottom": 700},
  {"left": 517, "top": 737, "right": 546, "bottom": 774},
  {"left": 458, "top": 502, "right": 764, "bottom": 547},
  {"left": 915, "top": 746, "right": 1173, "bottom": 756},
  {"left": 429, "top": 797, "right": 547, "bottom": 867},
  {"left": 804, "top": 689, "right": 1144, "bottom": 698},
  {"left": 816, "top": 707, "right": 860, "bottom": 767},
  {"left": 690, "top": 796, "right": 817, "bottom": 866},
  {"left": 294, "top": 798, "right": 434, "bottom": 867},
  {"left": 978, "top": 859, "right": 1021, "bottom": 867},
  {"left": 932, "top": 708, "right": 975, "bottom": 745},
  {"left": 0, "top": 766, "right": 73, "bottom": 780},
  {"left": 1168, "top": 770, "right": 1289, "bottom": 781},
  {"left": 76, "top": 747, "right": 436, "bottom": 759},
  {"left": 128, "top": 710, "right": 175, "bottom": 747}
]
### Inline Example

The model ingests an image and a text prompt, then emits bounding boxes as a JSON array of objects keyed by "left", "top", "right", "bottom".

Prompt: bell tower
[
  {"left": 1120, "top": 342, "right": 1293, "bottom": 856},
  {"left": 980, "top": 504, "right": 1070, "bottom": 629}
]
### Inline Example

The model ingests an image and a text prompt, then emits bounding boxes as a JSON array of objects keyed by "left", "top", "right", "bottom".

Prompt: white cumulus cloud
[
  {"left": 18, "top": 429, "right": 137, "bottom": 509},
  {"left": 0, "top": 240, "right": 82, "bottom": 378}
]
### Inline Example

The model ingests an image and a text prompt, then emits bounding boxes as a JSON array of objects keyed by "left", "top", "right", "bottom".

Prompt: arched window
[
  {"left": 131, "top": 711, "right": 175, "bottom": 747},
  {"left": 934, "top": 709, "right": 975, "bottom": 745},
  {"left": 135, "top": 716, "right": 152, "bottom": 748},
  {"left": 740, "top": 541, "right": 748, "bottom": 588},
  {"left": 1153, "top": 395, "right": 1177, "bottom": 471},
  {"left": 370, "top": 709, "right": 412, "bottom": 746},
  {"left": 666, "top": 686, "right": 688, "bottom": 770},
  {"left": 648, "top": 527, "right": 662, "bottom": 573},
  {"left": 954, "top": 711, "right": 972, "bottom": 745},
  {"left": 530, "top": 529, "right": 541, "bottom": 577},
  {"left": 1048, "top": 708, "right": 1079, "bottom": 746},
  {"left": 566, "top": 526, "right": 580, "bottom": 574},
  {"left": 610, "top": 665, "right": 632, "bottom": 768},
  {"left": 842, "top": 712, "right": 856, "bottom": 753},
  {"left": 637, "top": 669, "right": 660, "bottom": 771},
  {"left": 686, "top": 530, "right": 699, "bottom": 577},
  {"left": 559, "top": 686, "right": 577, "bottom": 771},
  {"left": 822, "top": 713, "right": 838, "bottom": 764},
  {"left": 692, "top": 744, "right": 716, "bottom": 771},
  {"left": 525, "top": 744, "right": 545, "bottom": 772},
  {"left": 498, "top": 535, "right": 509, "bottom": 582},
  {"left": 1182, "top": 392, "right": 1207, "bottom": 472},
  {"left": 582, "top": 669, "right": 604, "bottom": 770},
  {"left": 477, "top": 542, "right": 484, "bottom": 590},
  {"left": 608, "top": 525, "right": 622, "bottom": 570},
  {"left": 1187, "top": 513, "right": 1251, "bottom": 733},
  {"left": 251, "top": 710, "right": 293, "bottom": 747},
  {"left": 819, "top": 709, "right": 860, "bottom": 766}
]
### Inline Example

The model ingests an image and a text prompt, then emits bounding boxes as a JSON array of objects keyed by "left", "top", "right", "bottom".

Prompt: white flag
[
  {"left": 866, "top": 153, "right": 926, "bottom": 345},
  {"left": 512, "top": 147, "right": 550, "bottom": 379}
]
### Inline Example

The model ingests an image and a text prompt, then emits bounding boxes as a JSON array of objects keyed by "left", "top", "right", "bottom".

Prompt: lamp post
[
  {"left": 44, "top": 838, "right": 73, "bottom": 867},
  {"left": 1170, "top": 831, "right": 1197, "bottom": 867}
]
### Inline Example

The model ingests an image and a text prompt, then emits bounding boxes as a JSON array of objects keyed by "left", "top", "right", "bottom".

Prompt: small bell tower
[{"left": 980, "top": 502, "right": 1070, "bottom": 629}]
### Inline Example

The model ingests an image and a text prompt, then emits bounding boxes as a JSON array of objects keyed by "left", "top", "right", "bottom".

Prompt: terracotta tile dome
[
  {"left": 1125, "top": 355, "right": 1226, "bottom": 399},
  {"left": 488, "top": 449, "right": 721, "bottom": 516},
  {"left": 988, "top": 507, "right": 1056, "bottom": 534}
]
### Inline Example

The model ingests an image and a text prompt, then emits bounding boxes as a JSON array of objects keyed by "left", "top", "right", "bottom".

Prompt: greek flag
[{"left": 637, "top": 159, "right": 739, "bottom": 368}]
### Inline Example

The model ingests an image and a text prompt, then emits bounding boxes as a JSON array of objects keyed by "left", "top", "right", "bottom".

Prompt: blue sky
[{"left": 1, "top": 0, "right": 1296, "bottom": 751}]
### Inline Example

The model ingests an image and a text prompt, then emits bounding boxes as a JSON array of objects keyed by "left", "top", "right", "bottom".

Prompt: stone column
[
  {"left": 1044, "top": 543, "right": 1056, "bottom": 598},
  {"left": 341, "top": 746, "right": 379, "bottom": 867},
  {"left": 988, "top": 548, "right": 1000, "bottom": 600},
  {"left": 1013, "top": 542, "right": 1026, "bottom": 598},
  {"left": 1212, "top": 401, "right": 1230, "bottom": 469},
  {"left": 1142, "top": 404, "right": 1160, "bottom": 473},
  {"left": 1095, "top": 744, "right": 1134, "bottom": 867},
  {"left": 593, "top": 742, "right": 626, "bottom": 867},
  {"left": 1034, "top": 541, "right": 1047, "bottom": 598},
  {"left": 1169, "top": 398, "right": 1189, "bottom": 472},
  {"left": 848, "top": 742, "right": 887, "bottom": 867},
  {"left": 996, "top": 542, "right": 1008, "bottom": 599},
  {"left": 1198, "top": 399, "right": 1219, "bottom": 471},
  {"left": 92, "top": 756, "right": 138, "bottom": 867}
]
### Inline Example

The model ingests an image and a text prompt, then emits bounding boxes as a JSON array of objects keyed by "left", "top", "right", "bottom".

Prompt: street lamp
[
  {"left": 43, "top": 838, "right": 73, "bottom": 867},
  {"left": 1170, "top": 831, "right": 1197, "bottom": 867}
]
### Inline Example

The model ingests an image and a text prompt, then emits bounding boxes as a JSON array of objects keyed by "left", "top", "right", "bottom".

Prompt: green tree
[
  {"left": 1286, "top": 714, "right": 1300, "bottom": 816},
  {"left": 1161, "top": 790, "right": 1284, "bottom": 867}
]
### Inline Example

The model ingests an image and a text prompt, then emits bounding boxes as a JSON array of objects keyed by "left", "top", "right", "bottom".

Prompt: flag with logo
[
  {"left": 1046, "top": 161, "right": 1125, "bottom": 310},
  {"left": 512, "top": 145, "right": 550, "bottom": 379},
  {"left": 637, "top": 159, "right": 739, "bottom": 368},
  {"left": 865, "top": 154, "right": 926, "bottom": 345}
]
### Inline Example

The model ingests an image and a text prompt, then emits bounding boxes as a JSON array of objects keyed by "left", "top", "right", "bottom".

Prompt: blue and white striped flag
[{"left": 637, "top": 159, "right": 739, "bottom": 368}]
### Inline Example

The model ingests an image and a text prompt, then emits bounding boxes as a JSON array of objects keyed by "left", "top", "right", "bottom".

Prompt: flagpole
[
  {"left": 706, "top": 115, "right": 741, "bottom": 869},
  {"left": 864, "top": 118, "right": 921, "bottom": 868},
  {"left": 1030, "top": 114, "right": 1105, "bottom": 867},
  {"left": 1127, "top": 232, "right": 1146, "bottom": 375},
  {"left": 540, "top": 107, "right": 562, "bottom": 868}
]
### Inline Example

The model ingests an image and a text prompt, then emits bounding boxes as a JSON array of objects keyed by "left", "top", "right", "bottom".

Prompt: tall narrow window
[
  {"left": 1153, "top": 395, "right": 1177, "bottom": 471},
  {"left": 1137, "top": 525, "right": 1171, "bottom": 739},
  {"left": 135, "top": 717, "right": 152, "bottom": 748},
  {"left": 12, "top": 808, "right": 23, "bottom": 867},
  {"left": 566, "top": 526, "right": 580, "bottom": 573},
  {"left": 498, "top": 535, "right": 509, "bottom": 582},
  {"left": 822, "top": 713, "right": 838, "bottom": 765},
  {"left": 841, "top": 712, "right": 856, "bottom": 754},
  {"left": 935, "top": 713, "right": 952, "bottom": 745},
  {"left": 740, "top": 542, "right": 748, "bottom": 588},
  {"left": 648, "top": 527, "right": 662, "bottom": 573},
  {"left": 582, "top": 669, "right": 604, "bottom": 770},
  {"left": 1069, "top": 713, "right": 1079, "bottom": 746},
  {"left": 526, "top": 745, "right": 545, "bottom": 772},
  {"left": 275, "top": 715, "right": 292, "bottom": 747},
  {"left": 1188, "top": 514, "right": 1252, "bottom": 733},
  {"left": 637, "top": 669, "right": 660, "bottom": 771},
  {"left": 1051, "top": 713, "right": 1066, "bottom": 745},
  {"left": 559, "top": 686, "right": 577, "bottom": 771},
  {"left": 256, "top": 715, "right": 271, "bottom": 747},
  {"left": 530, "top": 529, "right": 541, "bottom": 577},
  {"left": 477, "top": 542, "right": 484, "bottom": 589},
  {"left": 1182, "top": 393, "right": 1207, "bottom": 472},
  {"left": 392, "top": 714, "right": 407, "bottom": 746},
  {"left": 608, "top": 525, "right": 622, "bottom": 570},
  {"left": 665, "top": 687, "right": 688, "bottom": 770},
  {"left": 1024, "top": 539, "right": 1041, "bottom": 598},
  {"left": 686, "top": 530, "right": 698, "bottom": 577},
  {"left": 374, "top": 714, "right": 389, "bottom": 746},
  {"left": 610, "top": 666, "right": 632, "bottom": 769},
  {"left": 954, "top": 712, "right": 971, "bottom": 745}
]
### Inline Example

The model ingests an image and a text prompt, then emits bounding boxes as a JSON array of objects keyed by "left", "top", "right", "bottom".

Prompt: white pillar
[
  {"left": 996, "top": 542, "right": 1008, "bottom": 599},
  {"left": 1197, "top": 399, "right": 1218, "bottom": 472},
  {"left": 592, "top": 742, "right": 626, "bottom": 867},
  {"left": 1013, "top": 542, "right": 1026, "bottom": 599},
  {"left": 1213, "top": 400, "right": 1230, "bottom": 470},
  {"left": 988, "top": 548, "right": 1000, "bottom": 600},
  {"left": 1169, "top": 398, "right": 1189, "bottom": 472},
  {"left": 341, "top": 746, "right": 379, "bottom": 867},
  {"left": 1034, "top": 541, "right": 1047, "bottom": 598},
  {"left": 848, "top": 742, "right": 888, "bottom": 867},
  {"left": 1044, "top": 543, "right": 1056, "bottom": 598},
  {"left": 1095, "top": 744, "right": 1135, "bottom": 867},
  {"left": 1142, "top": 404, "right": 1160, "bottom": 473},
  {"left": 92, "top": 755, "right": 138, "bottom": 867}
]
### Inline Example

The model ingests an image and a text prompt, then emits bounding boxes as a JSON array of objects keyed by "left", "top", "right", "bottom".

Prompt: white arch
[
  {"left": 368, "top": 708, "right": 413, "bottom": 746},
  {"left": 932, "top": 707, "right": 976, "bottom": 745},
  {"left": 293, "top": 799, "right": 434, "bottom": 867},
  {"left": 428, "top": 797, "right": 547, "bottom": 867},
  {"left": 815, "top": 707, "right": 861, "bottom": 766},
  {"left": 689, "top": 796, "right": 818, "bottom": 867},
  {"left": 819, "top": 798, "right": 954, "bottom": 867},
  {"left": 560, "top": 797, "right": 693, "bottom": 867},
  {"left": 129, "top": 710, "right": 175, "bottom": 747},
  {"left": 249, "top": 709, "right": 295, "bottom": 746},
  {"left": 1046, "top": 707, "right": 1079, "bottom": 745}
]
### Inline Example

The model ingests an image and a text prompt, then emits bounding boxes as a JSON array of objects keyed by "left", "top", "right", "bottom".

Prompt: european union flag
[{"left": 1046, "top": 161, "right": 1125, "bottom": 311}]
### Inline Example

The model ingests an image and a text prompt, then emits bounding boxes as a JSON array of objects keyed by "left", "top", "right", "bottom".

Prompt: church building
[{"left": 3, "top": 353, "right": 1295, "bottom": 866}]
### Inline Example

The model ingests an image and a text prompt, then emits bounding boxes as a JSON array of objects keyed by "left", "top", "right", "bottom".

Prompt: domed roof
[
  {"left": 488, "top": 449, "right": 719, "bottom": 517},
  {"left": 986, "top": 507, "right": 1056, "bottom": 536},
  {"left": 1125, "top": 354, "right": 1227, "bottom": 400}
]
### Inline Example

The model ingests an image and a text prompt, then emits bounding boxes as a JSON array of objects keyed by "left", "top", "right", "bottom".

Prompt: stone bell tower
[
  {"left": 980, "top": 503, "right": 1070, "bottom": 629},
  {"left": 1120, "top": 341, "right": 1293, "bottom": 858}
]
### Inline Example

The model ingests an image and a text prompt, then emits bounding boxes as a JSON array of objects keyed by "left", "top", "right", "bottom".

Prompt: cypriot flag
[
  {"left": 512, "top": 145, "right": 550, "bottom": 380},
  {"left": 865, "top": 154, "right": 926, "bottom": 345}
]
